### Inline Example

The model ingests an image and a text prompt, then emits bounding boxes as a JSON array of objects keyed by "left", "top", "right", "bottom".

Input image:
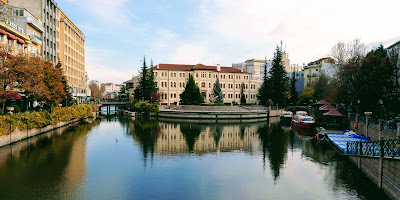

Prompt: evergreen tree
[
  {"left": 135, "top": 57, "right": 148, "bottom": 101},
  {"left": 268, "top": 45, "right": 289, "bottom": 106},
  {"left": 148, "top": 59, "right": 159, "bottom": 102},
  {"left": 212, "top": 77, "right": 224, "bottom": 104},
  {"left": 134, "top": 57, "right": 159, "bottom": 102},
  {"left": 180, "top": 74, "right": 203, "bottom": 105},
  {"left": 240, "top": 82, "right": 246, "bottom": 104},
  {"left": 56, "top": 62, "right": 75, "bottom": 106},
  {"left": 258, "top": 59, "right": 270, "bottom": 105},
  {"left": 289, "top": 72, "right": 298, "bottom": 105}
]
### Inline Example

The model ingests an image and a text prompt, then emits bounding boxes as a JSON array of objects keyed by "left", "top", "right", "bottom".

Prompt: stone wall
[
  {"left": 0, "top": 115, "right": 94, "bottom": 148},
  {"left": 349, "top": 155, "right": 400, "bottom": 200}
]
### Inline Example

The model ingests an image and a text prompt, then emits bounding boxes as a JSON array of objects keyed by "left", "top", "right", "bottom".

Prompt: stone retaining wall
[
  {"left": 349, "top": 156, "right": 400, "bottom": 200},
  {"left": 0, "top": 114, "right": 95, "bottom": 148}
]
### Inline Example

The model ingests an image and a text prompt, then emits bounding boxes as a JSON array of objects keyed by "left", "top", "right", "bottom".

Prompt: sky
[{"left": 57, "top": 0, "right": 400, "bottom": 84}]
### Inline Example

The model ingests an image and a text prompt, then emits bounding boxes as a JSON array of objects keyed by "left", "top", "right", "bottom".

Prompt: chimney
[{"left": 217, "top": 64, "right": 221, "bottom": 72}]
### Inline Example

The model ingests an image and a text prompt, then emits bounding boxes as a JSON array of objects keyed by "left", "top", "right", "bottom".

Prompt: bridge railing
[
  {"left": 99, "top": 98, "right": 130, "bottom": 103},
  {"left": 347, "top": 138, "right": 400, "bottom": 158}
]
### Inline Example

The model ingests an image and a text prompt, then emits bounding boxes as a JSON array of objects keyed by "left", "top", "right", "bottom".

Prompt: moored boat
[
  {"left": 280, "top": 111, "right": 293, "bottom": 121},
  {"left": 292, "top": 115, "right": 315, "bottom": 129}
]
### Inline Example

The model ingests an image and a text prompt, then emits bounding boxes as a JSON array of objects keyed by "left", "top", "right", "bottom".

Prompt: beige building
[
  {"left": 152, "top": 63, "right": 259, "bottom": 105},
  {"left": 303, "top": 57, "right": 336, "bottom": 88},
  {"left": 56, "top": 7, "right": 86, "bottom": 104}
]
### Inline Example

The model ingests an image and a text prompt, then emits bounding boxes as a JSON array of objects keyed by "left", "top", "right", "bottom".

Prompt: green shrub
[
  {"left": 0, "top": 105, "right": 92, "bottom": 135},
  {"left": 133, "top": 101, "right": 158, "bottom": 116}
]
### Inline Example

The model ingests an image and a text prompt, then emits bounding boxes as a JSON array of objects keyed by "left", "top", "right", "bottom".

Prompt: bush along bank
[{"left": 0, "top": 105, "right": 92, "bottom": 136}]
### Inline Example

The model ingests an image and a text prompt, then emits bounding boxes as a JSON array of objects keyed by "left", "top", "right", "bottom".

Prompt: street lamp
[{"left": 379, "top": 99, "right": 384, "bottom": 119}]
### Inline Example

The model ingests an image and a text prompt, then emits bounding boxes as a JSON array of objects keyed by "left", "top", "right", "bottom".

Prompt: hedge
[{"left": 0, "top": 105, "right": 92, "bottom": 135}]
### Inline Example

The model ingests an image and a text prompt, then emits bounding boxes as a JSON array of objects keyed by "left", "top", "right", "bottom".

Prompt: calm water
[{"left": 0, "top": 117, "right": 390, "bottom": 200}]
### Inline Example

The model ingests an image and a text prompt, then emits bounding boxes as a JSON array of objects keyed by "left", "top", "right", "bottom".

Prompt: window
[
  {"left": 209, "top": 73, "right": 211, "bottom": 78},
  {"left": 174, "top": 82, "right": 176, "bottom": 88},
  {"left": 171, "top": 82, "right": 173, "bottom": 87},
  {"left": 201, "top": 82, "right": 205, "bottom": 87},
  {"left": 161, "top": 82, "right": 164, "bottom": 87},
  {"left": 209, "top": 83, "right": 211, "bottom": 88},
  {"left": 155, "top": 72, "right": 157, "bottom": 76}
]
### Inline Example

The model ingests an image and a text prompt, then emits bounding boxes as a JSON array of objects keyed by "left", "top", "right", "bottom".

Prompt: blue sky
[{"left": 57, "top": 0, "right": 400, "bottom": 84}]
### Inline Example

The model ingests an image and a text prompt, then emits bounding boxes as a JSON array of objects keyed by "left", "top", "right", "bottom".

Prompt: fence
[{"left": 347, "top": 138, "right": 400, "bottom": 158}]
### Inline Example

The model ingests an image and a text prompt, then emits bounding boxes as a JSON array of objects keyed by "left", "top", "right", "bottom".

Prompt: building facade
[
  {"left": 7, "top": 6, "right": 43, "bottom": 58},
  {"left": 153, "top": 64, "right": 259, "bottom": 105},
  {"left": 8, "top": 0, "right": 57, "bottom": 63},
  {"left": 303, "top": 57, "right": 337, "bottom": 88},
  {"left": 56, "top": 7, "right": 86, "bottom": 104}
]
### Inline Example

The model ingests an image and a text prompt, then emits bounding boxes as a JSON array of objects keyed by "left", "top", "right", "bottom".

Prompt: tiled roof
[{"left": 153, "top": 64, "right": 249, "bottom": 73}]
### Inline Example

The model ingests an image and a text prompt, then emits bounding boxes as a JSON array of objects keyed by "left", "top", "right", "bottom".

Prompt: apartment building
[
  {"left": 8, "top": 0, "right": 58, "bottom": 63},
  {"left": 153, "top": 63, "right": 259, "bottom": 105},
  {"left": 303, "top": 57, "right": 337, "bottom": 88},
  {"left": 56, "top": 7, "right": 86, "bottom": 104},
  {"left": 7, "top": 6, "right": 43, "bottom": 58}
]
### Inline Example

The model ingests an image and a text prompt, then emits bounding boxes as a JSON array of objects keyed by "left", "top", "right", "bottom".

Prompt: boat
[
  {"left": 292, "top": 115, "right": 315, "bottom": 129},
  {"left": 280, "top": 111, "right": 293, "bottom": 121},
  {"left": 295, "top": 111, "right": 308, "bottom": 116}
]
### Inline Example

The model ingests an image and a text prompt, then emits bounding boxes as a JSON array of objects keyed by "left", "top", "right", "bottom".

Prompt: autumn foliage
[{"left": 0, "top": 53, "right": 66, "bottom": 113}]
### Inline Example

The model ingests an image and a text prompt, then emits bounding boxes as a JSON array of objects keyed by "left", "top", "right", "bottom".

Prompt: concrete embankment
[
  {"left": 0, "top": 112, "right": 97, "bottom": 148},
  {"left": 158, "top": 105, "right": 270, "bottom": 120},
  {"left": 347, "top": 120, "right": 400, "bottom": 200}
]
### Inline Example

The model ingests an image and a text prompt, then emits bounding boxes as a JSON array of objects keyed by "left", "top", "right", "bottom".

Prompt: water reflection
[
  {"left": 0, "top": 117, "right": 391, "bottom": 200},
  {"left": 0, "top": 121, "right": 98, "bottom": 200}
]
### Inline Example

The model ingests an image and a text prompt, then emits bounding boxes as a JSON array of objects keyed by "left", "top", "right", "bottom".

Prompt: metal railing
[{"left": 347, "top": 138, "right": 400, "bottom": 158}]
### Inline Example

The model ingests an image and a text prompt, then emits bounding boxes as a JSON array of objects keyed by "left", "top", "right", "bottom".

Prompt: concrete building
[
  {"left": 0, "top": 4, "right": 31, "bottom": 57},
  {"left": 124, "top": 76, "right": 140, "bottom": 99},
  {"left": 152, "top": 63, "right": 259, "bottom": 105},
  {"left": 7, "top": 6, "right": 43, "bottom": 58},
  {"left": 8, "top": 0, "right": 58, "bottom": 63},
  {"left": 56, "top": 7, "right": 86, "bottom": 104},
  {"left": 303, "top": 57, "right": 337, "bottom": 88},
  {"left": 287, "top": 71, "right": 304, "bottom": 97}
]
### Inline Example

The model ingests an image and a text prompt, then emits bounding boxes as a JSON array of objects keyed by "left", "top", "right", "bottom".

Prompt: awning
[
  {"left": 319, "top": 104, "right": 335, "bottom": 111},
  {"left": 6, "top": 34, "right": 16, "bottom": 40},
  {"left": 323, "top": 108, "right": 345, "bottom": 117},
  {"left": 17, "top": 39, "right": 25, "bottom": 44},
  {"left": 0, "top": 30, "right": 6, "bottom": 35},
  {"left": 6, "top": 91, "right": 22, "bottom": 100},
  {"left": 316, "top": 99, "right": 329, "bottom": 105}
]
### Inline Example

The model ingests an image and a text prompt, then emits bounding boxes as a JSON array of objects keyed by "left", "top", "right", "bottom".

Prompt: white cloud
[
  {"left": 86, "top": 63, "right": 132, "bottom": 84},
  {"left": 192, "top": 0, "right": 400, "bottom": 64}
]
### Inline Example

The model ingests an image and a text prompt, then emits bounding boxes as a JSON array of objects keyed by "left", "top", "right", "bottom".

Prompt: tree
[
  {"left": 299, "top": 86, "right": 314, "bottom": 104},
  {"left": 135, "top": 57, "right": 158, "bottom": 102},
  {"left": 268, "top": 45, "right": 289, "bottom": 106},
  {"left": 289, "top": 72, "right": 298, "bottom": 105},
  {"left": 212, "top": 78, "right": 224, "bottom": 104},
  {"left": 313, "top": 74, "right": 329, "bottom": 99},
  {"left": 180, "top": 74, "right": 203, "bottom": 105},
  {"left": 89, "top": 81, "right": 101, "bottom": 99},
  {"left": 258, "top": 59, "right": 270, "bottom": 105},
  {"left": 240, "top": 82, "right": 246, "bottom": 104},
  {"left": 357, "top": 45, "right": 394, "bottom": 113}
]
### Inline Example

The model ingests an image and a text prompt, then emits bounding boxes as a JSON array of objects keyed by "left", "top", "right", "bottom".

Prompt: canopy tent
[
  {"left": 316, "top": 99, "right": 329, "bottom": 105},
  {"left": 323, "top": 108, "right": 345, "bottom": 117},
  {"left": 6, "top": 91, "right": 22, "bottom": 99},
  {"left": 319, "top": 104, "right": 335, "bottom": 111}
]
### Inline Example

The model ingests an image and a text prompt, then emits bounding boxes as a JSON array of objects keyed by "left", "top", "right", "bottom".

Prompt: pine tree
[
  {"left": 212, "top": 77, "right": 224, "bottom": 104},
  {"left": 135, "top": 57, "right": 148, "bottom": 101},
  {"left": 258, "top": 59, "right": 270, "bottom": 105},
  {"left": 268, "top": 45, "right": 289, "bottom": 106},
  {"left": 56, "top": 62, "right": 75, "bottom": 106},
  {"left": 135, "top": 57, "right": 158, "bottom": 102},
  {"left": 240, "top": 82, "right": 246, "bottom": 104},
  {"left": 180, "top": 74, "right": 203, "bottom": 105},
  {"left": 289, "top": 72, "right": 298, "bottom": 105}
]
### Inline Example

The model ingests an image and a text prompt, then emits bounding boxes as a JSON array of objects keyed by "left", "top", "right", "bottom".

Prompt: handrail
[{"left": 347, "top": 137, "right": 400, "bottom": 158}]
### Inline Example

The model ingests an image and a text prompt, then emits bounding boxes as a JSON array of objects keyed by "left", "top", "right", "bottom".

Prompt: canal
[{"left": 0, "top": 117, "right": 391, "bottom": 199}]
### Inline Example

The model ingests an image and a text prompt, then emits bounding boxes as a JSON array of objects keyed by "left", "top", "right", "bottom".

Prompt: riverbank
[
  {"left": 158, "top": 105, "right": 276, "bottom": 119},
  {"left": 0, "top": 112, "right": 97, "bottom": 148}
]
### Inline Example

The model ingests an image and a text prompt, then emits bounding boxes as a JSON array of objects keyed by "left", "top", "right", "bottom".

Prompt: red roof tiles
[{"left": 153, "top": 64, "right": 249, "bottom": 73}]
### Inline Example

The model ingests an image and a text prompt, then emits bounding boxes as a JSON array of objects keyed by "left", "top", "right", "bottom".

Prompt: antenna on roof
[{"left": 280, "top": 40, "right": 283, "bottom": 51}]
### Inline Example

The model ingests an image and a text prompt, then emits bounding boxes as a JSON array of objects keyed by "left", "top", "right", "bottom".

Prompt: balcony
[
  {"left": 307, "top": 73, "right": 319, "bottom": 78},
  {"left": 26, "top": 16, "right": 44, "bottom": 33},
  {"left": 29, "top": 34, "right": 42, "bottom": 45}
]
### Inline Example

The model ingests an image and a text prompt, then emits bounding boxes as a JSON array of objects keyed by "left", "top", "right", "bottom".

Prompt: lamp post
[
  {"left": 356, "top": 99, "right": 360, "bottom": 130},
  {"left": 379, "top": 99, "right": 384, "bottom": 119}
]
